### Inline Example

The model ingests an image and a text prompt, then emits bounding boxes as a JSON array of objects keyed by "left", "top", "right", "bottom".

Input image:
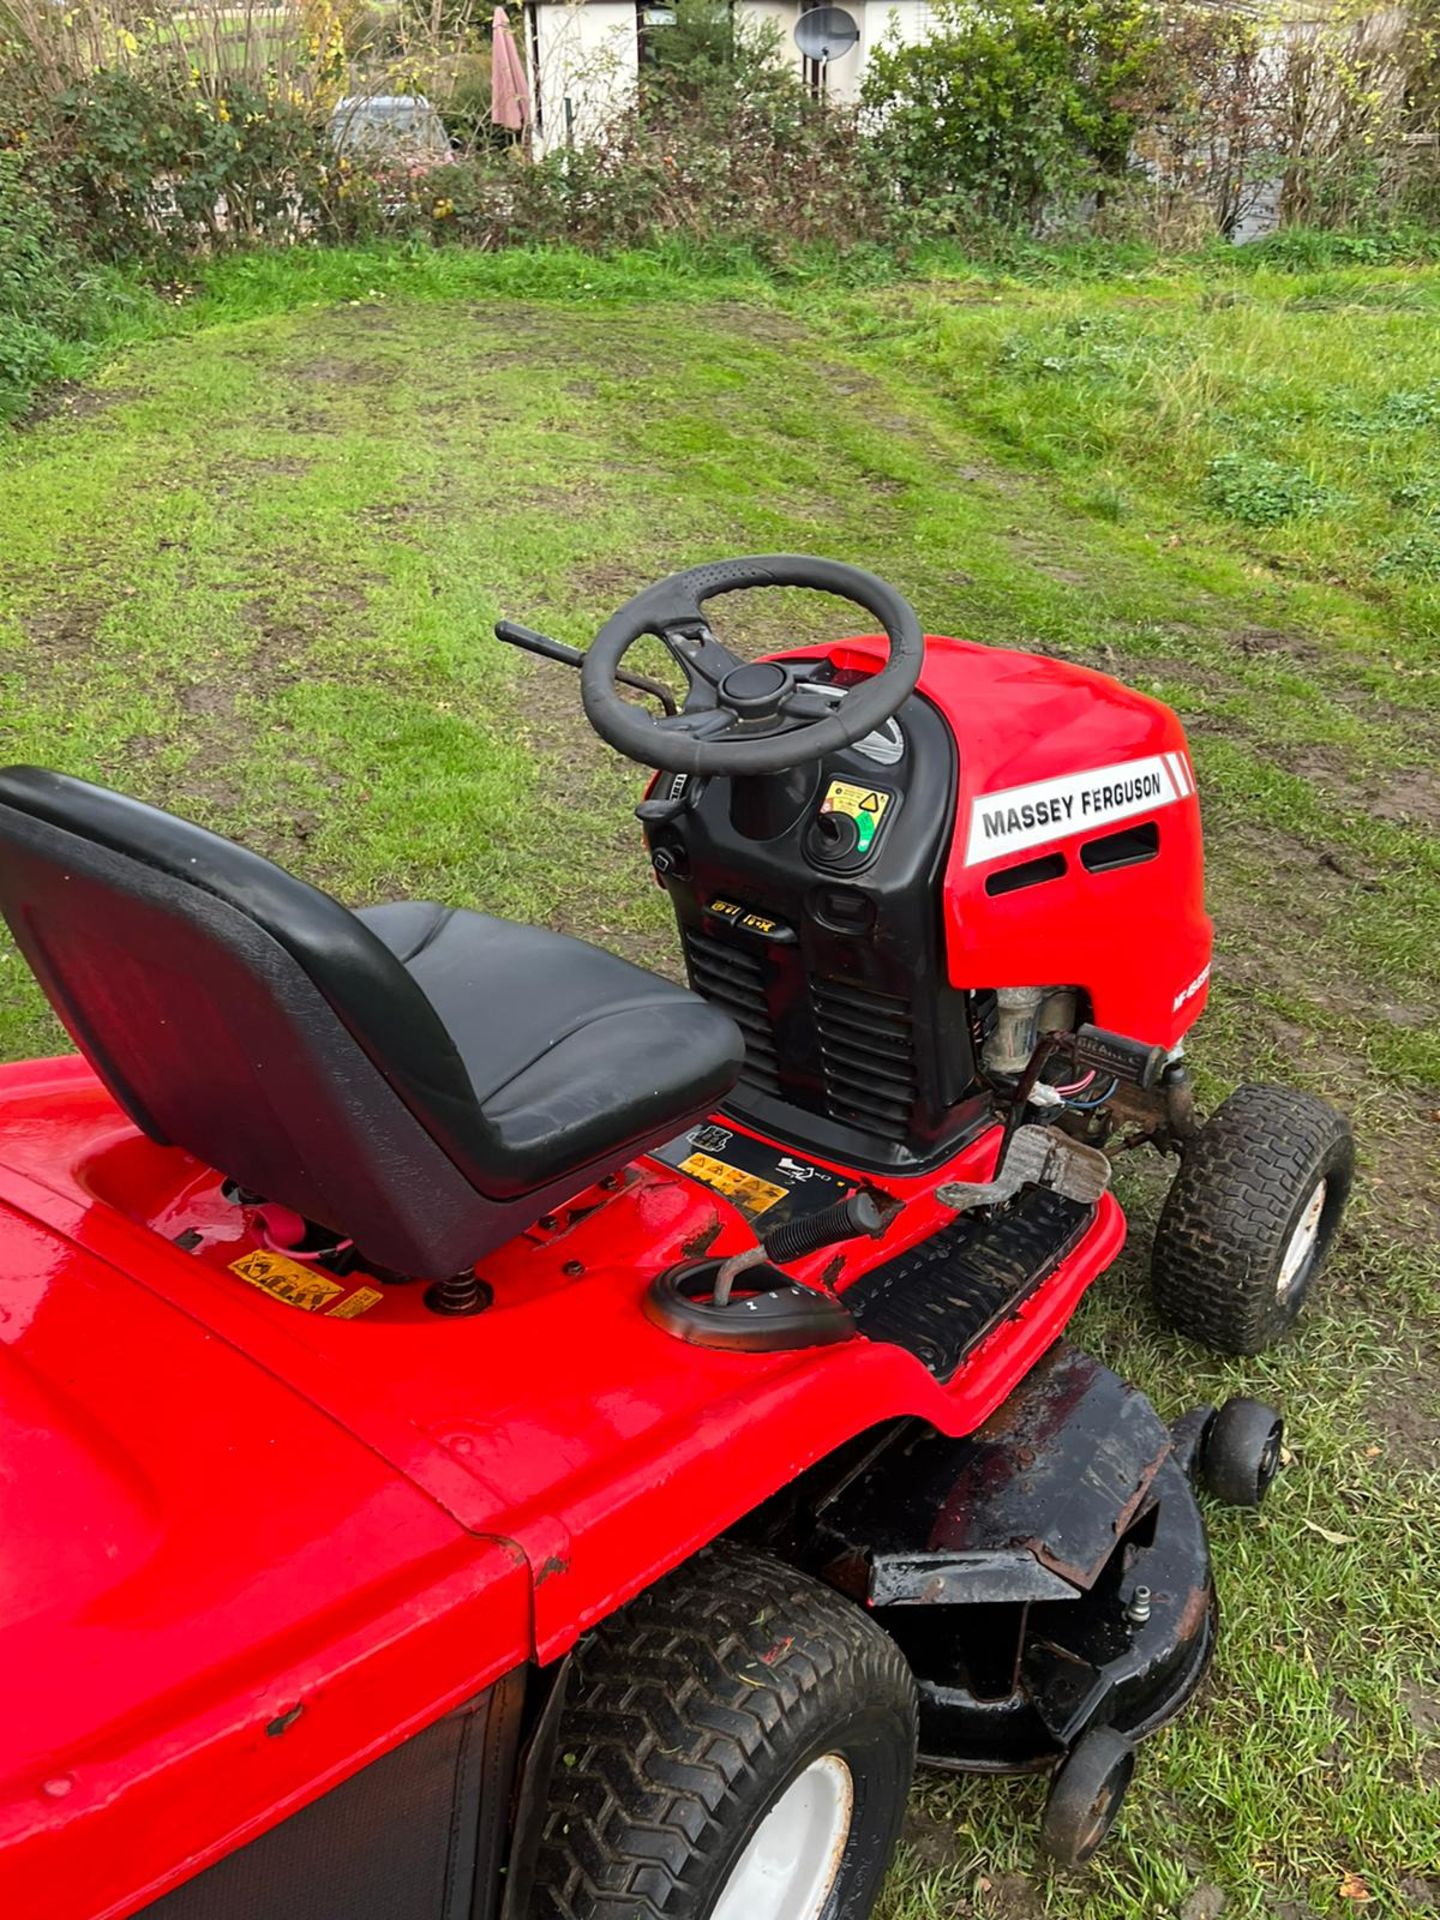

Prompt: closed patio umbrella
[{"left": 491, "top": 7, "right": 531, "bottom": 134}]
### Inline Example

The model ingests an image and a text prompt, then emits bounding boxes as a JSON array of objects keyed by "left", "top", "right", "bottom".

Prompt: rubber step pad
[{"left": 844, "top": 1186, "right": 1093, "bottom": 1381}]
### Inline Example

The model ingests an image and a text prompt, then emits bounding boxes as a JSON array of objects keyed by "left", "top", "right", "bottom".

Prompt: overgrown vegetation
[
  {"left": 0, "top": 145, "right": 146, "bottom": 418},
  {"left": 860, "top": 0, "right": 1159, "bottom": 227},
  {"left": 1, "top": 0, "right": 1438, "bottom": 344}
]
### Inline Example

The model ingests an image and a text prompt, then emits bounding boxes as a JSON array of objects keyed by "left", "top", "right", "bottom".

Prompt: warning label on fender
[
  {"left": 964, "top": 752, "right": 1192, "bottom": 866},
  {"left": 229, "top": 1249, "right": 384, "bottom": 1317},
  {"left": 651, "top": 1125, "right": 851, "bottom": 1225},
  {"left": 679, "top": 1151, "right": 789, "bottom": 1217}
]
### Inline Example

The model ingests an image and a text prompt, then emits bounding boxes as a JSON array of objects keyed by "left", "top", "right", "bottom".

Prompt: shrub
[
  {"left": 861, "top": 0, "right": 1161, "bottom": 228},
  {"left": 439, "top": 48, "right": 495, "bottom": 148},
  {"left": 48, "top": 68, "right": 327, "bottom": 260},
  {"left": 404, "top": 94, "right": 892, "bottom": 258},
  {"left": 401, "top": 12, "right": 898, "bottom": 257},
  {"left": 640, "top": 0, "right": 740, "bottom": 98},
  {"left": 1130, "top": 1, "right": 1440, "bottom": 239},
  {"left": 0, "top": 144, "right": 147, "bottom": 417},
  {"left": 0, "top": 148, "right": 76, "bottom": 413}
]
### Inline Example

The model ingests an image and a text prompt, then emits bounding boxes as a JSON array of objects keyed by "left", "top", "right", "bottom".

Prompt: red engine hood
[{"left": 0, "top": 1178, "right": 529, "bottom": 1920}]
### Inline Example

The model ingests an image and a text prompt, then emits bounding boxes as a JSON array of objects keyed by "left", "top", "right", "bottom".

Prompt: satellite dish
[{"left": 794, "top": 5, "right": 860, "bottom": 62}]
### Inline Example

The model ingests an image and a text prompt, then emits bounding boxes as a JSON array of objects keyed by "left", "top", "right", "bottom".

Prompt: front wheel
[
  {"left": 1151, "top": 1084, "right": 1353, "bottom": 1354},
  {"left": 529, "top": 1541, "right": 917, "bottom": 1920}
]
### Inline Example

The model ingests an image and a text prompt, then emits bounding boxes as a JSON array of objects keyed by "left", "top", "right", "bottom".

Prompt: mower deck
[{"left": 761, "top": 1341, "right": 1218, "bottom": 1776}]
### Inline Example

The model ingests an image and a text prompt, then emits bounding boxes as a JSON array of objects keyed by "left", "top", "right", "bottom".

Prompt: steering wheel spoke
[
  {"left": 658, "top": 707, "right": 739, "bottom": 740},
  {"left": 780, "top": 685, "right": 839, "bottom": 724},
  {"left": 657, "top": 618, "right": 746, "bottom": 692}
]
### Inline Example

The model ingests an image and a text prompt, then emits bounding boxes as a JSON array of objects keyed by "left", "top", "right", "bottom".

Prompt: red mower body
[
  {"left": 0, "top": 632, "right": 1213, "bottom": 1920},
  {"left": 826, "top": 633, "right": 1213, "bottom": 1047}
]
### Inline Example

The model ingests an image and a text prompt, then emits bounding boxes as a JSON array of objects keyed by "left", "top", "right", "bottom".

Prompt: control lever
[
  {"left": 636, "top": 775, "right": 706, "bottom": 826},
  {"left": 712, "top": 1189, "right": 898, "bottom": 1309},
  {"left": 493, "top": 620, "right": 678, "bottom": 715}
]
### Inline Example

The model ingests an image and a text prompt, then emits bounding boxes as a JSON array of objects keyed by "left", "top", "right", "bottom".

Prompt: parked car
[{"left": 327, "top": 95, "right": 454, "bottom": 176}]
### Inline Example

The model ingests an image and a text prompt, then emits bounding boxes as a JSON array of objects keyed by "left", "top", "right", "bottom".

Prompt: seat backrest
[{"left": 0, "top": 767, "right": 495, "bottom": 1276}]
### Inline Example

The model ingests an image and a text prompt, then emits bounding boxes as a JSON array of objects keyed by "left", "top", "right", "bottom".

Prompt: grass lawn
[{"left": 2, "top": 245, "right": 1437, "bottom": 1920}]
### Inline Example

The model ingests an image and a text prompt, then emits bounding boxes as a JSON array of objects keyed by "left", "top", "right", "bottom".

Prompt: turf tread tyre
[
  {"left": 529, "top": 1540, "right": 917, "bottom": 1920},
  {"left": 1151, "top": 1084, "right": 1352, "bottom": 1355}
]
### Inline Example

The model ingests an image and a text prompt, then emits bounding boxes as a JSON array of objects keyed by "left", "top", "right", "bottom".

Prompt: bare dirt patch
[
  {"left": 21, "top": 382, "right": 142, "bottom": 430},
  {"left": 221, "top": 453, "right": 314, "bottom": 481},
  {"left": 571, "top": 559, "right": 644, "bottom": 604},
  {"left": 1367, "top": 1362, "right": 1440, "bottom": 1475},
  {"left": 1231, "top": 624, "right": 1322, "bottom": 663},
  {"left": 290, "top": 353, "right": 395, "bottom": 390},
  {"left": 975, "top": 1870, "right": 1048, "bottom": 1919},
  {"left": 1298, "top": 745, "right": 1440, "bottom": 838},
  {"left": 1368, "top": 766, "right": 1440, "bottom": 831},
  {"left": 896, "top": 1801, "right": 967, "bottom": 1876},
  {"left": 20, "top": 602, "right": 102, "bottom": 660},
  {"left": 1400, "top": 1677, "right": 1440, "bottom": 1783}
]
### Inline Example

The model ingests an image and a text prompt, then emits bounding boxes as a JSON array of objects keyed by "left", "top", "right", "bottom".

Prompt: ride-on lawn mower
[{"left": 0, "top": 557, "right": 1354, "bottom": 1920}]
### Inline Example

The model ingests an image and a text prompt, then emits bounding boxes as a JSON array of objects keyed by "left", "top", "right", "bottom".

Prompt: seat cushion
[{"left": 360, "top": 903, "right": 743, "bottom": 1197}]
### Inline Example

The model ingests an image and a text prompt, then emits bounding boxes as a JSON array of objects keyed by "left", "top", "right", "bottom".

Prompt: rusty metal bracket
[{"left": 936, "top": 1124, "right": 1112, "bottom": 1216}]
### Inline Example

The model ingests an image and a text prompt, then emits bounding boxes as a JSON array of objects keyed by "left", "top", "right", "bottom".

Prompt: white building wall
[
  {"left": 527, "top": 0, "right": 935, "bottom": 149},
  {"left": 739, "top": 1, "right": 928, "bottom": 104},
  {"left": 530, "top": 0, "right": 641, "bottom": 154}
]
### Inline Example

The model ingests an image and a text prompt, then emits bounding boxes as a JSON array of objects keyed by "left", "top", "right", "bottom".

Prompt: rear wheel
[
  {"left": 1151, "top": 1084, "right": 1353, "bottom": 1354},
  {"left": 529, "top": 1541, "right": 917, "bottom": 1920}
]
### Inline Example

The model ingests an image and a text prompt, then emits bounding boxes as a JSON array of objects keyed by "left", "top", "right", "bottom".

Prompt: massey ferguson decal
[{"left": 965, "top": 752, "right": 1193, "bottom": 866}]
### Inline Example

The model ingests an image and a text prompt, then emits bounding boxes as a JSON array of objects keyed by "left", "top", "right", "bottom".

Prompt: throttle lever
[
  {"left": 494, "top": 620, "right": 677, "bottom": 715},
  {"left": 636, "top": 775, "right": 706, "bottom": 826}
]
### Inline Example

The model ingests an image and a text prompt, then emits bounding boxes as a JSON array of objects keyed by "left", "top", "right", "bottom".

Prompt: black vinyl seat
[{"left": 0, "top": 768, "right": 743, "bottom": 1277}]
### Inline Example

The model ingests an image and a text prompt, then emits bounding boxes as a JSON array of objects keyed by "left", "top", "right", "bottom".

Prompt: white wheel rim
[
  {"left": 1278, "top": 1178, "right": 1327, "bottom": 1300},
  {"left": 711, "top": 1754, "right": 854, "bottom": 1920}
]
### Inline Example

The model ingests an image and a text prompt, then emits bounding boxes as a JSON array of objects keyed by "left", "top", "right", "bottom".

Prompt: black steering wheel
[{"left": 580, "top": 555, "right": 925, "bottom": 776}]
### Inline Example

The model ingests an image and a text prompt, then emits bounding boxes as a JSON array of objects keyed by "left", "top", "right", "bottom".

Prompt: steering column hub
[{"left": 719, "top": 660, "right": 793, "bottom": 721}]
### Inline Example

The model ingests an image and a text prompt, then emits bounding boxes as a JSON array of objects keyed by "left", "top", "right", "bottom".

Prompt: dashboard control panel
[{"left": 805, "top": 778, "right": 897, "bottom": 872}]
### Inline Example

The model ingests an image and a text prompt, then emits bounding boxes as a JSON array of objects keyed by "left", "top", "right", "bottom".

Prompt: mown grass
[{"left": 1, "top": 245, "right": 1437, "bottom": 1920}]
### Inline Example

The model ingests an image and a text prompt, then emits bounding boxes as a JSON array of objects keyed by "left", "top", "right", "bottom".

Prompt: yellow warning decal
[
  {"left": 822, "top": 780, "right": 889, "bottom": 820},
  {"left": 327, "top": 1285, "right": 385, "bottom": 1320},
  {"left": 820, "top": 781, "right": 890, "bottom": 854},
  {"left": 229, "top": 1253, "right": 388, "bottom": 1318},
  {"left": 680, "top": 1151, "right": 788, "bottom": 1217},
  {"left": 230, "top": 1249, "right": 345, "bottom": 1312}
]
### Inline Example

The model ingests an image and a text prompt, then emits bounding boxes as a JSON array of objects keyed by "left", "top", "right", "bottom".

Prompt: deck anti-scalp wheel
[
  {"left": 529, "top": 1541, "right": 917, "bottom": 1920},
  {"left": 1151, "top": 1084, "right": 1354, "bottom": 1355},
  {"left": 1201, "top": 1395, "right": 1284, "bottom": 1508},
  {"left": 1039, "top": 1726, "right": 1136, "bottom": 1868}
]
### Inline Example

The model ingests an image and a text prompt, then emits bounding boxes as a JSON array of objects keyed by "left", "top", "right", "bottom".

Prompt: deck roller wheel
[{"left": 1039, "top": 1726, "right": 1137, "bottom": 1867}]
